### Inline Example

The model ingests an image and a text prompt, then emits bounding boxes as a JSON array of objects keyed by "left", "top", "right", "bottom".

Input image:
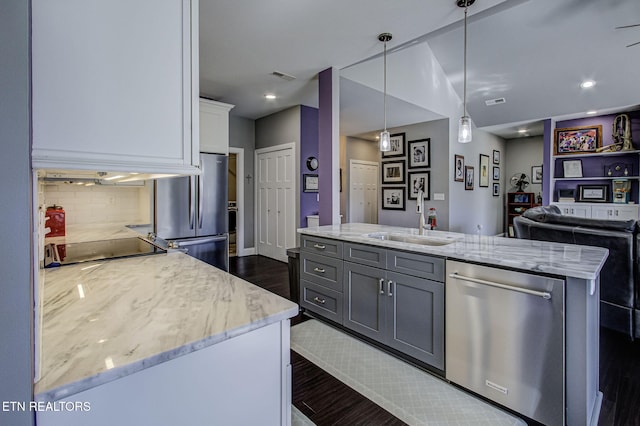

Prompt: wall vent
[
  {"left": 485, "top": 97, "right": 506, "bottom": 106},
  {"left": 271, "top": 71, "right": 296, "bottom": 81}
]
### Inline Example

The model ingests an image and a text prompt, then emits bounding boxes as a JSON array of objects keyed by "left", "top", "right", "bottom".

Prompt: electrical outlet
[{"left": 434, "top": 193, "right": 445, "bottom": 200}]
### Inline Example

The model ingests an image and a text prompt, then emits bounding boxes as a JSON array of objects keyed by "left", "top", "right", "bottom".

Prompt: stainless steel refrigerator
[{"left": 155, "top": 153, "right": 229, "bottom": 271}]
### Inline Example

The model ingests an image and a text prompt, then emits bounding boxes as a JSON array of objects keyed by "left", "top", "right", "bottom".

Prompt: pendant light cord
[
  {"left": 463, "top": 4, "right": 468, "bottom": 117},
  {"left": 383, "top": 39, "right": 388, "bottom": 131}
]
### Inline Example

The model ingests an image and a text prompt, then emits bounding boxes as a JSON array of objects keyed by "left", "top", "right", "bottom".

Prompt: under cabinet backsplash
[{"left": 43, "top": 182, "right": 151, "bottom": 226}]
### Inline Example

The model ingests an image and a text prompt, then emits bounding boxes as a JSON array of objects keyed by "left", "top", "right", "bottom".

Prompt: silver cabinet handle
[
  {"left": 313, "top": 296, "right": 326, "bottom": 305},
  {"left": 388, "top": 280, "right": 393, "bottom": 297},
  {"left": 379, "top": 278, "right": 385, "bottom": 294},
  {"left": 313, "top": 267, "right": 325, "bottom": 273},
  {"left": 198, "top": 174, "right": 204, "bottom": 228},
  {"left": 449, "top": 272, "right": 551, "bottom": 299},
  {"left": 313, "top": 244, "right": 326, "bottom": 250}
]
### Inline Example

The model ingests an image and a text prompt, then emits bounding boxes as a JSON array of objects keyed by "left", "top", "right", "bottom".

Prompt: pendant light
[
  {"left": 457, "top": 0, "right": 475, "bottom": 143},
  {"left": 378, "top": 32, "right": 392, "bottom": 152}
]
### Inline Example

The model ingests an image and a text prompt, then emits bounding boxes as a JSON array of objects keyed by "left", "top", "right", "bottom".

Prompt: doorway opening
[{"left": 228, "top": 152, "right": 238, "bottom": 257}]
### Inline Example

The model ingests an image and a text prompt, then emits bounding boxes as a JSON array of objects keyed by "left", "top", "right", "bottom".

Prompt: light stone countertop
[
  {"left": 35, "top": 252, "right": 298, "bottom": 402},
  {"left": 299, "top": 223, "right": 609, "bottom": 280},
  {"left": 44, "top": 223, "right": 147, "bottom": 244}
]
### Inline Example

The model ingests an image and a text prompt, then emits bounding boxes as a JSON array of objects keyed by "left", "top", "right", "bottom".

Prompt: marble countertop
[
  {"left": 44, "top": 223, "right": 148, "bottom": 244},
  {"left": 299, "top": 223, "right": 608, "bottom": 280},
  {"left": 35, "top": 252, "right": 298, "bottom": 402}
]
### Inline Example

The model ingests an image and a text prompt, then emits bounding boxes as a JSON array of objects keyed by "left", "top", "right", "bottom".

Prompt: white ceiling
[{"left": 199, "top": 0, "right": 640, "bottom": 140}]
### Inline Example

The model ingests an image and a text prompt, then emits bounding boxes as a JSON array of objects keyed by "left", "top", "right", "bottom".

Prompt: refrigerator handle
[
  {"left": 198, "top": 174, "right": 204, "bottom": 229},
  {"left": 189, "top": 175, "right": 196, "bottom": 229}
]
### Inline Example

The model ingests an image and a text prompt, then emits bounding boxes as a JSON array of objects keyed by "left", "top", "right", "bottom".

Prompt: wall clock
[{"left": 306, "top": 156, "right": 318, "bottom": 171}]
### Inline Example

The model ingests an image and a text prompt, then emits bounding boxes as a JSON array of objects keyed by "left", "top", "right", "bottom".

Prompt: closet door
[{"left": 256, "top": 144, "right": 295, "bottom": 262}]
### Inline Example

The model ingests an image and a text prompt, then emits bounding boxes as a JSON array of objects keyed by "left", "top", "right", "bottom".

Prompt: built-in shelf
[
  {"left": 554, "top": 176, "right": 640, "bottom": 181},
  {"left": 552, "top": 149, "right": 640, "bottom": 160}
]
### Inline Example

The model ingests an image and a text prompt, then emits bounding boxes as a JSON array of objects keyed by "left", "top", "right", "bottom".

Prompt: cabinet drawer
[
  {"left": 388, "top": 251, "right": 445, "bottom": 282},
  {"left": 344, "top": 243, "right": 387, "bottom": 269},
  {"left": 300, "top": 280, "right": 343, "bottom": 323},
  {"left": 300, "top": 235, "right": 343, "bottom": 259},
  {"left": 301, "top": 253, "right": 343, "bottom": 291}
]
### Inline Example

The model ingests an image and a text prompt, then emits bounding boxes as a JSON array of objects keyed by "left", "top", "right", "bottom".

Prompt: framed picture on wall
[
  {"left": 454, "top": 155, "right": 464, "bottom": 182},
  {"left": 465, "top": 166, "right": 474, "bottom": 190},
  {"left": 493, "top": 166, "right": 500, "bottom": 181},
  {"left": 381, "top": 160, "right": 405, "bottom": 184},
  {"left": 381, "top": 133, "right": 406, "bottom": 158},
  {"left": 531, "top": 165, "right": 543, "bottom": 183},
  {"left": 381, "top": 187, "right": 406, "bottom": 210},
  {"left": 479, "top": 154, "right": 490, "bottom": 187},
  {"left": 408, "top": 171, "right": 430, "bottom": 200},
  {"left": 493, "top": 150, "right": 500, "bottom": 164},
  {"left": 303, "top": 174, "right": 319, "bottom": 192},
  {"left": 408, "top": 138, "right": 430, "bottom": 168},
  {"left": 493, "top": 183, "right": 500, "bottom": 196},
  {"left": 554, "top": 125, "right": 602, "bottom": 155}
]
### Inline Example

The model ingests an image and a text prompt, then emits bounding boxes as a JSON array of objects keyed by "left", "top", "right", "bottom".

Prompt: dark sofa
[{"left": 513, "top": 205, "right": 639, "bottom": 339}]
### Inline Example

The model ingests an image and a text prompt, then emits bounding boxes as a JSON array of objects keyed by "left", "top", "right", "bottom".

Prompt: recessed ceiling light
[
  {"left": 264, "top": 93, "right": 276, "bottom": 100},
  {"left": 518, "top": 129, "right": 527, "bottom": 133},
  {"left": 580, "top": 80, "right": 596, "bottom": 89},
  {"left": 586, "top": 110, "right": 598, "bottom": 115}
]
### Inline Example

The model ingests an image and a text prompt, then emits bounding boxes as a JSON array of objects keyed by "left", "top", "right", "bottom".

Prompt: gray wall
[
  {"left": 229, "top": 114, "right": 256, "bottom": 248},
  {"left": 378, "top": 119, "right": 451, "bottom": 230},
  {"left": 342, "top": 136, "right": 378, "bottom": 222},
  {"left": 1, "top": 0, "right": 35, "bottom": 424},
  {"left": 504, "top": 136, "right": 544, "bottom": 200},
  {"left": 255, "top": 106, "right": 300, "bottom": 149},
  {"left": 448, "top": 128, "right": 507, "bottom": 235}
]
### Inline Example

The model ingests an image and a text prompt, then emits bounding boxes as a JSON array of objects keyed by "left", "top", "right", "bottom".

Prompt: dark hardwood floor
[{"left": 229, "top": 255, "right": 640, "bottom": 426}]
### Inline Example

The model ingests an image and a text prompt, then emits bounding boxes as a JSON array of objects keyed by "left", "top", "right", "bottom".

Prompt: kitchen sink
[{"left": 366, "top": 232, "right": 456, "bottom": 246}]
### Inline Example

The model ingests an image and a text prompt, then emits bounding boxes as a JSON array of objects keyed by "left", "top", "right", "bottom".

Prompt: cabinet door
[
  {"left": 591, "top": 205, "right": 614, "bottom": 219},
  {"left": 554, "top": 203, "right": 591, "bottom": 218},
  {"left": 385, "top": 272, "right": 444, "bottom": 370},
  {"left": 613, "top": 205, "right": 638, "bottom": 220},
  {"left": 343, "top": 262, "right": 385, "bottom": 342},
  {"left": 199, "top": 99, "right": 233, "bottom": 154},
  {"left": 32, "top": 0, "right": 198, "bottom": 174}
]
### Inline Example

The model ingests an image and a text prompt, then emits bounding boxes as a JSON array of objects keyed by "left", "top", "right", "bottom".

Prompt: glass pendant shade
[
  {"left": 458, "top": 116, "right": 472, "bottom": 143},
  {"left": 380, "top": 130, "right": 391, "bottom": 152}
]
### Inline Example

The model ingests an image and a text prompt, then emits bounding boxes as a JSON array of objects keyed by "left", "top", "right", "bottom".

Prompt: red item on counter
[{"left": 46, "top": 205, "right": 66, "bottom": 237}]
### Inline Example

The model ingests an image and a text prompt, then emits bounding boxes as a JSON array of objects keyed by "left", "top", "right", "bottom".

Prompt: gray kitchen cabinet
[
  {"left": 299, "top": 237, "right": 345, "bottom": 323},
  {"left": 343, "top": 258, "right": 444, "bottom": 370},
  {"left": 300, "top": 235, "right": 343, "bottom": 259}
]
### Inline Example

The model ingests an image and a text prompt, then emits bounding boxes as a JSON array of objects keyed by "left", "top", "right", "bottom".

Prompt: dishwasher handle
[{"left": 449, "top": 272, "right": 552, "bottom": 300}]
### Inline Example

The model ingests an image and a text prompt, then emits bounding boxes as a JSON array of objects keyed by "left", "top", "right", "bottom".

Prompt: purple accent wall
[
  {"left": 300, "top": 105, "right": 319, "bottom": 227},
  {"left": 542, "top": 119, "right": 552, "bottom": 205},
  {"left": 552, "top": 111, "right": 640, "bottom": 202},
  {"left": 318, "top": 68, "right": 334, "bottom": 225}
]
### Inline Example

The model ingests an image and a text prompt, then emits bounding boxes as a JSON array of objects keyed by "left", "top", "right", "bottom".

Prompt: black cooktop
[{"left": 51, "top": 237, "right": 165, "bottom": 266}]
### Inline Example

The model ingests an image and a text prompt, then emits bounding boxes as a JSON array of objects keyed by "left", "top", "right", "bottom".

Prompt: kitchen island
[
  {"left": 35, "top": 251, "right": 298, "bottom": 426},
  {"left": 298, "top": 223, "right": 608, "bottom": 426}
]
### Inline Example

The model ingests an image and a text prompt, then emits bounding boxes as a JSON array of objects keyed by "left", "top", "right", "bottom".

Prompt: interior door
[
  {"left": 349, "top": 160, "right": 378, "bottom": 223},
  {"left": 256, "top": 145, "right": 295, "bottom": 262}
]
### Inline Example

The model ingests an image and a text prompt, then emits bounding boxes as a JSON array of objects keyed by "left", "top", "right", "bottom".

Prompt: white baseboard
[{"left": 237, "top": 247, "right": 256, "bottom": 256}]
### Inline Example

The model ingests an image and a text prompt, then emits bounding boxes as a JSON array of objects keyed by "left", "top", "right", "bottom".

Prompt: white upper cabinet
[
  {"left": 32, "top": 0, "right": 200, "bottom": 174},
  {"left": 199, "top": 99, "right": 234, "bottom": 155}
]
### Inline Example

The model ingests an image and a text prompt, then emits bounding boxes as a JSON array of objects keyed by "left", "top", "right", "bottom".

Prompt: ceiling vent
[
  {"left": 485, "top": 97, "right": 506, "bottom": 106},
  {"left": 271, "top": 71, "right": 296, "bottom": 81}
]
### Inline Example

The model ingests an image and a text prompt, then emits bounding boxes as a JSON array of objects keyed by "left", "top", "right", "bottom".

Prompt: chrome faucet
[{"left": 417, "top": 189, "right": 427, "bottom": 235}]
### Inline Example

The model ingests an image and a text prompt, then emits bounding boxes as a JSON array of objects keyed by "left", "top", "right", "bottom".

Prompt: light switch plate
[{"left": 434, "top": 193, "right": 445, "bottom": 200}]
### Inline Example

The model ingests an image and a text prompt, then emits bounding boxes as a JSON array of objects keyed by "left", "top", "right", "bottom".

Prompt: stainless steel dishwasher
[{"left": 446, "top": 260, "right": 565, "bottom": 426}]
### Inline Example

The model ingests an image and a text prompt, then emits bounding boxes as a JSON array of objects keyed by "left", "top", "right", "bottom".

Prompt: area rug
[{"left": 291, "top": 319, "right": 526, "bottom": 426}]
